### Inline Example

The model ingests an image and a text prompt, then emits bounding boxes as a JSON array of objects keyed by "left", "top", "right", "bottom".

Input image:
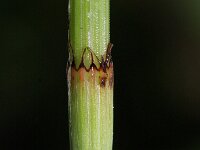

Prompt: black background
[{"left": 1, "top": 0, "right": 200, "bottom": 149}]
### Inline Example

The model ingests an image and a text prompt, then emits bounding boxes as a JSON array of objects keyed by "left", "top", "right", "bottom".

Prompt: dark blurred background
[{"left": 1, "top": 0, "right": 200, "bottom": 149}]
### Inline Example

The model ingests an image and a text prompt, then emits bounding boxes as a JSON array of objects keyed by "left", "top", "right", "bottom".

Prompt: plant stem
[
  {"left": 68, "top": 0, "right": 110, "bottom": 68},
  {"left": 67, "top": 0, "right": 113, "bottom": 150}
]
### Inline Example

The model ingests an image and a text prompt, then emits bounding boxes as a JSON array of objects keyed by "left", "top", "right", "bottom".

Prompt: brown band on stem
[
  {"left": 68, "top": 42, "right": 113, "bottom": 73},
  {"left": 67, "top": 43, "right": 114, "bottom": 88}
]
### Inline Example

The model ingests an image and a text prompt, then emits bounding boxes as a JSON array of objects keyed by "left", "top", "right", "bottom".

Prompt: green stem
[
  {"left": 69, "top": 0, "right": 110, "bottom": 68},
  {"left": 67, "top": 0, "right": 113, "bottom": 150}
]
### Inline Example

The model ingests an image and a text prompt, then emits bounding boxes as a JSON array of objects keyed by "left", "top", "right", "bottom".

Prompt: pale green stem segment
[
  {"left": 68, "top": 67, "right": 113, "bottom": 150},
  {"left": 69, "top": 0, "right": 110, "bottom": 68}
]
